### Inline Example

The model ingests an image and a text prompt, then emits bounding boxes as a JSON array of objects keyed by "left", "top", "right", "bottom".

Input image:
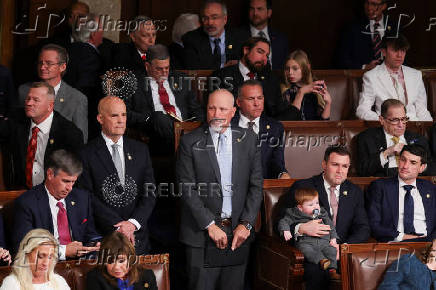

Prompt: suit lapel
[
  {"left": 402, "top": 66, "right": 412, "bottom": 103},
  {"left": 416, "top": 179, "right": 434, "bottom": 233},
  {"left": 375, "top": 127, "right": 388, "bottom": 152},
  {"left": 388, "top": 177, "right": 400, "bottom": 229},
  {"left": 65, "top": 194, "right": 77, "bottom": 240},
  {"left": 203, "top": 128, "right": 221, "bottom": 183},
  {"left": 55, "top": 82, "right": 66, "bottom": 109},
  {"left": 123, "top": 138, "right": 133, "bottom": 179},
  {"left": 378, "top": 64, "right": 397, "bottom": 99},
  {"left": 95, "top": 135, "right": 117, "bottom": 175},
  {"left": 231, "top": 127, "right": 241, "bottom": 195},
  {"left": 314, "top": 175, "right": 331, "bottom": 218},
  {"left": 37, "top": 186, "right": 54, "bottom": 233},
  {"left": 46, "top": 112, "right": 59, "bottom": 153}
]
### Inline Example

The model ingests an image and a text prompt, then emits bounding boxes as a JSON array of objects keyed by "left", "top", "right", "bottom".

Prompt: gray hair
[
  {"left": 202, "top": 0, "right": 227, "bottom": 16},
  {"left": 73, "top": 13, "right": 99, "bottom": 43},
  {"left": 172, "top": 13, "right": 200, "bottom": 44},
  {"left": 30, "top": 82, "right": 55, "bottom": 101},
  {"left": 40, "top": 44, "right": 69, "bottom": 65},
  {"left": 44, "top": 149, "right": 83, "bottom": 177},
  {"left": 129, "top": 15, "right": 153, "bottom": 34},
  {"left": 146, "top": 44, "right": 170, "bottom": 63}
]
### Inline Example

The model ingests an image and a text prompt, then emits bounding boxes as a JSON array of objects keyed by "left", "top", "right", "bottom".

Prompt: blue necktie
[
  {"left": 217, "top": 133, "right": 232, "bottom": 218},
  {"left": 403, "top": 185, "right": 415, "bottom": 234},
  {"left": 213, "top": 38, "right": 222, "bottom": 69}
]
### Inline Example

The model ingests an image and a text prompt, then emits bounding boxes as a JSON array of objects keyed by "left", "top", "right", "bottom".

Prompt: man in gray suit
[
  {"left": 176, "top": 89, "right": 263, "bottom": 290},
  {"left": 18, "top": 44, "right": 88, "bottom": 142}
]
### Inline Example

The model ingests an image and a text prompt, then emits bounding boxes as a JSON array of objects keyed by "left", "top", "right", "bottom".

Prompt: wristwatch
[{"left": 240, "top": 220, "right": 253, "bottom": 231}]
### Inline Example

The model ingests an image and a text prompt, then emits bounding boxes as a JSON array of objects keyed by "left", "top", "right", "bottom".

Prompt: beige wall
[{"left": 83, "top": 0, "right": 121, "bottom": 43}]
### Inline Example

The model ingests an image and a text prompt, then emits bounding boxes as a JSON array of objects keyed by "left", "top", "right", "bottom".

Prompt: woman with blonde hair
[
  {"left": 277, "top": 49, "right": 332, "bottom": 120},
  {"left": 0, "top": 229, "right": 69, "bottom": 290},
  {"left": 86, "top": 231, "right": 157, "bottom": 289}
]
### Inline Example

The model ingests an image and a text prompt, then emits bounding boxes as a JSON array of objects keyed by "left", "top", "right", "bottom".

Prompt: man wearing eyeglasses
[{"left": 357, "top": 99, "right": 430, "bottom": 177}]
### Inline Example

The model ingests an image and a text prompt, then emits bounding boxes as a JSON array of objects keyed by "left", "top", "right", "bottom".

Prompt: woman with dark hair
[
  {"left": 378, "top": 240, "right": 436, "bottom": 289},
  {"left": 86, "top": 231, "right": 157, "bottom": 290},
  {"left": 277, "top": 49, "right": 332, "bottom": 120}
]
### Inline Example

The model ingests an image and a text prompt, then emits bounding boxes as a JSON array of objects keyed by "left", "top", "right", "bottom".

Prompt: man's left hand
[{"left": 231, "top": 224, "right": 250, "bottom": 251}]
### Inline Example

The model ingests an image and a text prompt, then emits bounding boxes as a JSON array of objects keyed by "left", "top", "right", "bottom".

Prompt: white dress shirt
[
  {"left": 238, "top": 112, "right": 260, "bottom": 134},
  {"left": 148, "top": 78, "right": 182, "bottom": 119},
  {"left": 53, "top": 81, "right": 61, "bottom": 96},
  {"left": 239, "top": 61, "right": 252, "bottom": 81},
  {"left": 30, "top": 112, "right": 54, "bottom": 186},
  {"left": 101, "top": 133, "right": 141, "bottom": 230},
  {"left": 46, "top": 186, "right": 68, "bottom": 260},
  {"left": 379, "top": 130, "right": 407, "bottom": 168},
  {"left": 395, "top": 178, "right": 427, "bottom": 241}
]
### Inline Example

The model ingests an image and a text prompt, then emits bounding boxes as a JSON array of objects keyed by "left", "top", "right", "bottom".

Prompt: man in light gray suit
[
  {"left": 176, "top": 89, "right": 263, "bottom": 290},
  {"left": 18, "top": 44, "right": 88, "bottom": 142}
]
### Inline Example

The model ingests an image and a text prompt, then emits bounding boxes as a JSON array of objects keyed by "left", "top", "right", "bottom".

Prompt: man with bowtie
[
  {"left": 367, "top": 144, "right": 436, "bottom": 242},
  {"left": 13, "top": 149, "right": 101, "bottom": 258}
]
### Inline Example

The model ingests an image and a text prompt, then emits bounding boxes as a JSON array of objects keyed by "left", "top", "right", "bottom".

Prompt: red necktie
[
  {"left": 57, "top": 202, "right": 72, "bottom": 245},
  {"left": 25, "top": 127, "right": 40, "bottom": 188},
  {"left": 158, "top": 81, "right": 177, "bottom": 117},
  {"left": 247, "top": 72, "right": 255, "bottom": 80},
  {"left": 141, "top": 54, "right": 146, "bottom": 61},
  {"left": 372, "top": 23, "right": 382, "bottom": 61}
]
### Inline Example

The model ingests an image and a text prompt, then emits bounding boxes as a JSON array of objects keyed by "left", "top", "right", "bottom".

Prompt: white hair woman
[{"left": 0, "top": 229, "right": 70, "bottom": 290}]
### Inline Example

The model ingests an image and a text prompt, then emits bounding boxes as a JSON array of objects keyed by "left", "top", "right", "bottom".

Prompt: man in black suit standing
[
  {"left": 13, "top": 149, "right": 101, "bottom": 258},
  {"left": 112, "top": 16, "right": 157, "bottom": 72},
  {"left": 281, "top": 146, "right": 370, "bottom": 290},
  {"left": 238, "top": 0, "right": 289, "bottom": 70},
  {"left": 77, "top": 96, "right": 155, "bottom": 255},
  {"left": 211, "top": 36, "right": 282, "bottom": 117},
  {"left": 357, "top": 99, "right": 430, "bottom": 177},
  {"left": 367, "top": 144, "right": 436, "bottom": 242},
  {"left": 231, "top": 80, "right": 289, "bottom": 179},
  {"left": 182, "top": 0, "right": 244, "bottom": 70},
  {"left": 128, "top": 44, "right": 204, "bottom": 154},
  {"left": 0, "top": 82, "right": 84, "bottom": 189},
  {"left": 177, "top": 89, "right": 263, "bottom": 290}
]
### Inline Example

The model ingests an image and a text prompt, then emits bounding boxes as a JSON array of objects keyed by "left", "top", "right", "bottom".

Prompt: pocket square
[{"left": 81, "top": 218, "right": 88, "bottom": 224}]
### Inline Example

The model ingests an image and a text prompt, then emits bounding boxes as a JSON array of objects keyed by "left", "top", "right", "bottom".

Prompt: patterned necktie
[
  {"left": 391, "top": 136, "right": 400, "bottom": 166},
  {"left": 57, "top": 202, "right": 72, "bottom": 245},
  {"left": 373, "top": 22, "right": 382, "bottom": 60},
  {"left": 329, "top": 186, "right": 338, "bottom": 225},
  {"left": 391, "top": 73, "right": 406, "bottom": 104},
  {"left": 112, "top": 144, "right": 124, "bottom": 185},
  {"left": 213, "top": 38, "right": 221, "bottom": 69},
  {"left": 258, "top": 30, "right": 266, "bottom": 39},
  {"left": 247, "top": 121, "right": 255, "bottom": 133},
  {"left": 25, "top": 126, "right": 40, "bottom": 188},
  {"left": 247, "top": 72, "right": 255, "bottom": 80},
  {"left": 158, "top": 81, "right": 177, "bottom": 117},
  {"left": 403, "top": 185, "right": 415, "bottom": 234}
]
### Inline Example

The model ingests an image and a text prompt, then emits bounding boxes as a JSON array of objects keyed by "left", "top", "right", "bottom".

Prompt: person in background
[{"left": 169, "top": 13, "right": 200, "bottom": 69}]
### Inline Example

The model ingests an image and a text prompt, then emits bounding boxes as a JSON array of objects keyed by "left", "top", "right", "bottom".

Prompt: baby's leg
[
  {"left": 321, "top": 243, "right": 338, "bottom": 269},
  {"left": 297, "top": 241, "right": 324, "bottom": 265}
]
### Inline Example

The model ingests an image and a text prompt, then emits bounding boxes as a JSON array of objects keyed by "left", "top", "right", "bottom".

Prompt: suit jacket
[
  {"left": 169, "top": 42, "right": 185, "bottom": 70},
  {"left": 176, "top": 125, "right": 263, "bottom": 247},
  {"left": 12, "top": 184, "right": 101, "bottom": 253},
  {"left": 182, "top": 27, "right": 244, "bottom": 70},
  {"left": 356, "top": 63, "right": 432, "bottom": 121},
  {"left": 231, "top": 113, "right": 287, "bottom": 179},
  {"left": 0, "top": 215, "right": 6, "bottom": 249},
  {"left": 236, "top": 25, "right": 289, "bottom": 70},
  {"left": 76, "top": 135, "right": 156, "bottom": 254},
  {"left": 111, "top": 42, "right": 146, "bottom": 72},
  {"left": 367, "top": 177, "right": 436, "bottom": 242},
  {"left": 86, "top": 267, "right": 157, "bottom": 290},
  {"left": 211, "top": 63, "right": 282, "bottom": 117},
  {"left": 0, "top": 111, "right": 84, "bottom": 189},
  {"left": 0, "top": 65, "right": 15, "bottom": 116},
  {"left": 357, "top": 127, "right": 431, "bottom": 177},
  {"left": 281, "top": 174, "right": 370, "bottom": 244},
  {"left": 18, "top": 81, "right": 88, "bottom": 142}
]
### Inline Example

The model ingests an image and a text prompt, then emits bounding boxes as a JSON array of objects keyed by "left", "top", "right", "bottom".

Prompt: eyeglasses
[
  {"left": 384, "top": 117, "right": 409, "bottom": 124},
  {"left": 37, "top": 61, "right": 62, "bottom": 67}
]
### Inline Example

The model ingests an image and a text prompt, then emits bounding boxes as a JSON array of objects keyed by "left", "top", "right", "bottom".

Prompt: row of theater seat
[{"left": 179, "top": 69, "right": 436, "bottom": 120}]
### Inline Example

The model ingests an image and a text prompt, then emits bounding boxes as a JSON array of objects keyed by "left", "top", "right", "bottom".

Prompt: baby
[{"left": 278, "top": 187, "right": 340, "bottom": 279}]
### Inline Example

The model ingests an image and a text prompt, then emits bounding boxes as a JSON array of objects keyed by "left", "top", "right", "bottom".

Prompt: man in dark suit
[
  {"left": 211, "top": 36, "right": 282, "bottom": 117},
  {"left": 0, "top": 82, "right": 84, "bottom": 189},
  {"left": 367, "top": 144, "right": 436, "bottom": 242},
  {"left": 0, "top": 65, "right": 15, "bottom": 117},
  {"left": 281, "top": 146, "right": 370, "bottom": 290},
  {"left": 128, "top": 44, "right": 204, "bottom": 154},
  {"left": 182, "top": 0, "right": 244, "bottom": 70},
  {"left": 231, "top": 79, "right": 289, "bottom": 179},
  {"left": 18, "top": 44, "right": 88, "bottom": 142},
  {"left": 112, "top": 16, "right": 157, "bottom": 72},
  {"left": 357, "top": 99, "right": 430, "bottom": 177},
  {"left": 13, "top": 149, "right": 101, "bottom": 259},
  {"left": 335, "top": 0, "right": 391, "bottom": 69},
  {"left": 77, "top": 96, "right": 155, "bottom": 255},
  {"left": 237, "top": 0, "right": 289, "bottom": 70},
  {"left": 177, "top": 89, "right": 263, "bottom": 290}
]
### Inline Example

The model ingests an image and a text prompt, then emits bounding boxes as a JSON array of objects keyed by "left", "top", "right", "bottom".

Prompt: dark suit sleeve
[
  {"left": 85, "top": 269, "right": 108, "bottom": 290},
  {"left": 127, "top": 72, "right": 153, "bottom": 127},
  {"left": 12, "top": 197, "right": 35, "bottom": 253},
  {"left": 277, "top": 208, "right": 295, "bottom": 234},
  {"left": 130, "top": 145, "right": 156, "bottom": 227},
  {"left": 82, "top": 190, "right": 102, "bottom": 242},
  {"left": 138, "top": 269, "right": 158, "bottom": 290},
  {"left": 182, "top": 33, "right": 202, "bottom": 70},
  {"left": 357, "top": 130, "right": 384, "bottom": 176},
  {"left": 345, "top": 186, "right": 370, "bottom": 243},
  {"left": 269, "top": 122, "right": 287, "bottom": 177}
]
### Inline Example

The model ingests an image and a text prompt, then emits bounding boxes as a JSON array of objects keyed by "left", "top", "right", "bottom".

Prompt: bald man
[
  {"left": 77, "top": 96, "right": 155, "bottom": 254},
  {"left": 176, "top": 89, "right": 263, "bottom": 290}
]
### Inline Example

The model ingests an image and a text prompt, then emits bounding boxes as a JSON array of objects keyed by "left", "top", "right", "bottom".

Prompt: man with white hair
[{"left": 169, "top": 13, "right": 200, "bottom": 69}]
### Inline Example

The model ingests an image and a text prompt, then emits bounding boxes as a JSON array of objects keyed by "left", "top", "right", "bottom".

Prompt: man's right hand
[
  {"left": 65, "top": 241, "right": 100, "bottom": 258},
  {"left": 208, "top": 224, "right": 227, "bottom": 249},
  {"left": 384, "top": 142, "right": 404, "bottom": 158},
  {"left": 403, "top": 234, "right": 424, "bottom": 241},
  {"left": 298, "top": 219, "right": 331, "bottom": 237}
]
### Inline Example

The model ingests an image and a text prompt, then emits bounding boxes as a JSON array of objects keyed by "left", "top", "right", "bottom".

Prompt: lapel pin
[
  {"left": 174, "top": 82, "right": 178, "bottom": 88},
  {"left": 127, "top": 153, "right": 132, "bottom": 160},
  {"left": 427, "top": 194, "right": 431, "bottom": 199},
  {"left": 387, "top": 26, "right": 391, "bottom": 31},
  {"left": 144, "top": 283, "right": 149, "bottom": 288},
  {"left": 228, "top": 44, "right": 232, "bottom": 49},
  {"left": 71, "top": 201, "right": 75, "bottom": 206},
  {"left": 260, "top": 76, "right": 265, "bottom": 80},
  {"left": 60, "top": 98, "right": 64, "bottom": 103},
  {"left": 237, "top": 138, "right": 241, "bottom": 142},
  {"left": 266, "top": 125, "right": 270, "bottom": 130},
  {"left": 343, "top": 191, "right": 348, "bottom": 196},
  {"left": 49, "top": 139, "right": 54, "bottom": 145}
]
